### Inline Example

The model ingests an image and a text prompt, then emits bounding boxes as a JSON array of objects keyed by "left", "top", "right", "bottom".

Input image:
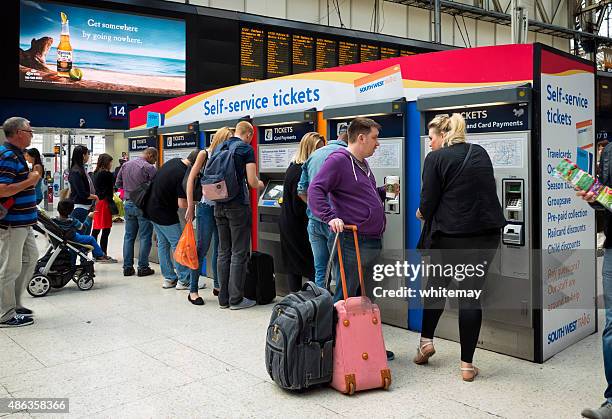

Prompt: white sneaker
[
  {"left": 198, "top": 278, "right": 208, "bottom": 290},
  {"left": 175, "top": 281, "right": 190, "bottom": 290}
]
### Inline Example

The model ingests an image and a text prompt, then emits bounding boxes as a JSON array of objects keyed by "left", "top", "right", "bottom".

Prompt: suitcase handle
[{"left": 325, "top": 225, "right": 365, "bottom": 301}]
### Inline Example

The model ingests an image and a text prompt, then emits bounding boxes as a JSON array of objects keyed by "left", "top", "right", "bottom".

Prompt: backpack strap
[{"left": 444, "top": 143, "right": 473, "bottom": 192}]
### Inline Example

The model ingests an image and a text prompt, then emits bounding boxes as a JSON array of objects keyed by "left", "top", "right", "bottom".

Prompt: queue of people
[{"left": 1, "top": 115, "right": 610, "bottom": 418}]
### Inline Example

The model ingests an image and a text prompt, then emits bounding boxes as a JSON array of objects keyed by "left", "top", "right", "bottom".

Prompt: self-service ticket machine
[
  {"left": 124, "top": 127, "right": 160, "bottom": 264},
  {"left": 323, "top": 99, "right": 408, "bottom": 329},
  {"left": 253, "top": 109, "right": 318, "bottom": 296},
  {"left": 416, "top": 83, "right": 597, "bottom": 362},
  {"left": 159, "top": 122, "right": 200, "bottom": 164},
  {"left": 125, "top": 127, "right": 159, "bottom": 163}
]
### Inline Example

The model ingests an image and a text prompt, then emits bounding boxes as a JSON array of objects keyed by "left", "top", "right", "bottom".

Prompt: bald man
[{"left": 215, "top": 121, "right": 263, "bottom": 310}]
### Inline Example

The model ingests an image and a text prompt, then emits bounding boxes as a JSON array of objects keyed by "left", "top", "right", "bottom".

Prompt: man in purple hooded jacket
[{"left": 308, "top": 117, "right": 395, "bottom": 361}]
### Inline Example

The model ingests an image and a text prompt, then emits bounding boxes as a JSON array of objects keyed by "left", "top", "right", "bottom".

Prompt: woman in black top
[
  {"left": 279, "top": 132, "right": 324, "bottom": 292},
  {"left": 68, "top": 145, "right": 97, "bottom": 234},
  {"left": 92, "top": 153, "right": 116, "bottom": 258},
  {"left": 414, "top": 113, "right": 506, "bottom": 382}
]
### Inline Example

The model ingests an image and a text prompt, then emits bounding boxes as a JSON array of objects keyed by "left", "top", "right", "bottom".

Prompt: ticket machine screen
[{"left": 260, "top": 181, "right": 284, "bottom": 207}]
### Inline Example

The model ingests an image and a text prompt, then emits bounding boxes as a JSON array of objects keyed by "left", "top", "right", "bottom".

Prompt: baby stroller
[{"left": 28, "top": 211, "right": 95, "bottom": 297}]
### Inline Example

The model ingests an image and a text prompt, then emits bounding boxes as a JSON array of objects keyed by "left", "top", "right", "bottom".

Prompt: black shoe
[
  {"left": 188, "top": 294, "right": 205, "bottom": 306},
  {"left": 137, "top": 267, "right": 155, "bottom": 277},
  {"left": 123, "top": 267, "right": 135, "bottom": 277},
  {"left": 16, "top": 307, "right": 34, "bottom": 316},
  {"left": 0, "top": 315, "right": 34, "bottom": 328},
  {"left": 386, "top": 350, "right": 395, "bottom": 361}
]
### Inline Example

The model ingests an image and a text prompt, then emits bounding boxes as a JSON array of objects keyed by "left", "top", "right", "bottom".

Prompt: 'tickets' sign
[
  {"left": 164, "top": 133, "right": 197, "bottom": 149},
  {"left": 129, "top": 136, "right": 157, "bottom": 152},
  {"left": 425, "top": 103, "right": 529, "bottom": 134},
  {"left": 259, "top": 122, "right": 315, "bottom": 144}
]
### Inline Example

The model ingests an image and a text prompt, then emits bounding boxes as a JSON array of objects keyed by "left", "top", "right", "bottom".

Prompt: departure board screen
[
  {"left": 292, "top": 34, "right": 314, "bottom": 74},
  {"left": 360, "top": 44, "right": 380, "bottom": 62},
  {"left": 400, "top": 49, "right": 417, "bottom": 56},
  {"left": 380, "top": 46, "right": 399, "bottom": 60},
  {"left": 267, "top": 31, "right": 290, "bottom": 78},
  {"left": 240, "top": 27, "right": 265, "bottom": 83},
  {"left": 339, "top": 41, "right": 359, "bottom": 66},
  {"left": 316, "top": 38, "right": 337, "bottom": 70}
]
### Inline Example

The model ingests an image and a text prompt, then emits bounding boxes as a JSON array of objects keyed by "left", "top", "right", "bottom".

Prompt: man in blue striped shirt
[{"left": 0, "top": 117, "right": 40, "bottom": 328}]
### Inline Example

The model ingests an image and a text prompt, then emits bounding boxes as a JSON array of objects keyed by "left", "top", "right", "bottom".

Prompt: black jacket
[
  {"left": 594, "top": 143, "right": 612, "bottom": 248},
  {"left": 68, "top": 167, "right": 92, "bottom": 206},
  {"left": 419, "top": 142, "right": 506, "bottom": 239},
  {"left": 93, "top": 170, "right": 114, "bottom": 202}
]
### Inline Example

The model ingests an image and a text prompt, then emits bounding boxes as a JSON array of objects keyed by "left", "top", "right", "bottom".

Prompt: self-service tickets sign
[{"left": 539, "top": 49, "right": 596, "bottom": 361}]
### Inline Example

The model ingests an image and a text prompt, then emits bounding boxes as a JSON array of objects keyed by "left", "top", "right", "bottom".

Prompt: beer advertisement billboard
[{"left": 19, "top": 0, "right": 186, "bottom": 96}]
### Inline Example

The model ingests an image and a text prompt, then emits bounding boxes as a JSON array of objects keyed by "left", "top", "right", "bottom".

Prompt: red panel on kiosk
[
  {"left": 250, "top": 127, "right": 258, "bottom": 251},
  {"left": 540, "top": 49, "right": 595, "bottom": 75}
]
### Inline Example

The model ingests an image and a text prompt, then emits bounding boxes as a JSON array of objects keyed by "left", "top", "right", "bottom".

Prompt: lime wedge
[
  {"left": 60, "top": 12, "right": 68, "bottom": 24},
  {"left": 69, "top": 68, "right": 83, "bottom": 81}
]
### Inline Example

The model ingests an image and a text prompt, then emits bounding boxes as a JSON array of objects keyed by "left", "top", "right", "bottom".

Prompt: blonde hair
[
  {"left": 209, "top": 126, "right": 234, "bottom": 154},
  {"left": 428, "top": 113, "right": 467, "bottom": 147},
  {"left": 293, "top": 132, "right": 324, "bottom": 164},
  {"left": 235, "top": 121, "right": 254, "bottom": 137}
]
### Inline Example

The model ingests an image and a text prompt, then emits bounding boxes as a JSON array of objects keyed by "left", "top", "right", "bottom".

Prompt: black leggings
[
  {"left": 92, "top": 228, "right": 111, "bottom": 255},
  {"left": 420, "top": 233, "right": 500, "bottom": 363}
]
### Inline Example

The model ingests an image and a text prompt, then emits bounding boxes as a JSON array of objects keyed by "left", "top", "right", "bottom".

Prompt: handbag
[
  {"left": 417, "top": 144, "right": 474, "bottom": 250},
  {"left": 108, "top": 197, "right": 119, "bottom": 216}
]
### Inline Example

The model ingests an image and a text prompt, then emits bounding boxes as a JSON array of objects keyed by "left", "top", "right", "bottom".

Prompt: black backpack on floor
[
  {"left": 265, "top": 281, "right": 334, "bottom": 391},
  {"left": 244, "top": 251, "right": 276, "bottom": 305}
]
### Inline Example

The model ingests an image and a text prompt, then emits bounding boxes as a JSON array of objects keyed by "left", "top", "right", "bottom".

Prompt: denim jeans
[
  {"left": 123, "top": 200, "right": 153, "bottom": 270},
  {"left": 71, "top": 207, "right": 91, "bottom": 235},
  {"left": 190, "top": 202, "right": 219, "bottom": 293},
  {"left": 603, "top": 249, "right": 612, "bottom": 403},
  {"left": 330, "top": 232, "right": 382, "bottom": 303},
  {"left": 307, "top": 218, "right": 334, "bottom": 288},
  {"left": 215, "top": 202, "right": 251, "bottom": 306},
  {"left": 152, "top": 222, "right": 191, "bottom": 285},
  {"left": 74, "top": 233, "right": 104, "bottom": 258}
]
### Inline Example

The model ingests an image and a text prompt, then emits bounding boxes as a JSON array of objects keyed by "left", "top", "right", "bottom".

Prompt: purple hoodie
[{"left": 308, "top": 148, "right": 386, "bottom": 238}]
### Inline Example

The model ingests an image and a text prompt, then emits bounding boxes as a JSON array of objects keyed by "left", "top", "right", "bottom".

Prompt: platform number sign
[{"left": 109, "top": 103, "right": 128, "bottom": 120}]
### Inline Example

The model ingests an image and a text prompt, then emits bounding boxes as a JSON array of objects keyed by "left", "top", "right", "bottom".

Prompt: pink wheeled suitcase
[{"left": 329, "top": 226, "right": 391, "bottom": 395}]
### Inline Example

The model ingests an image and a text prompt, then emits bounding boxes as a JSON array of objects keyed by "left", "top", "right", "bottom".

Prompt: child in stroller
[{"left": 29, "top": 209, "right": 96, "bottom": 297}]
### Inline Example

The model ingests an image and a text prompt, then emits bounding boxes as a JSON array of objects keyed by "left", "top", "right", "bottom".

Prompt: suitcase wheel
[
  {"left": 347, "top": 382, "right": 356, "bottom": 395},
  {"left": 383, "top": 377, "right": 391, "bottom": 390},
  {"left": 381, "top": 369, "right": 392, "bottom": 390}
]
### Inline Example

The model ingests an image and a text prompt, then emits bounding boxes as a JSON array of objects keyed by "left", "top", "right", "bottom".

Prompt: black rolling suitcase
[{"left": 244, "top": 251, "right": 276, "bottom": 305}]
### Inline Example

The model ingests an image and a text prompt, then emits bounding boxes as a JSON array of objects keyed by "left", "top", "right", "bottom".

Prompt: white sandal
[
  {"left": 413, "top": 341, "right": 436, "bottom": 365},
  {"left": 460, "top": 366, "right": 479, "bottom": 382}
]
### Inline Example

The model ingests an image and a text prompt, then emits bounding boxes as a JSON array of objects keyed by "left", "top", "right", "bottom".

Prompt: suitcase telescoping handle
[{"left": 325, "top": 225, "right": 365, "bottom": 301}]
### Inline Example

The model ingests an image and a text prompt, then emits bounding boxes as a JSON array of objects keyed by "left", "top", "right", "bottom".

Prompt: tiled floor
[{"left": 0, "top": 223, "right": 608, "bottom": 418}]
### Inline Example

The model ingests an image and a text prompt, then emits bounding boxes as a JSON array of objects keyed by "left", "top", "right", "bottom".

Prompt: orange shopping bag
[{"left": 174, "top": 222, "right": 199, "bottom": 270}]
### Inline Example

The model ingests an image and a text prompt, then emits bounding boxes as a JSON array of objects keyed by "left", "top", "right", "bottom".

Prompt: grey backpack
[{"left": 265, "top": 281, "right": 334, "bottom": 390}]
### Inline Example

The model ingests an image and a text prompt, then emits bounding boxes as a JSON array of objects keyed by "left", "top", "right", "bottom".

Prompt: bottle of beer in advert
[{"left": 56, "top": 12, "right": 73, "bottom": 77}]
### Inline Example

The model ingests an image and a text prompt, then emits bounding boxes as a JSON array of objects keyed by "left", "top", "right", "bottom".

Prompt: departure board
[
  {"left": 240, "top": 27, "right": 265, "bottom": 83},
  {"left": 400, "top": 49, "right": 417, "bottom": 56},
  {"left": 267, "top": 31, "right": 290, "bottom": 78},
  {"left": 360, "top": 44, "right": 380, "bottom": 62},
  {"left": 339, "top": 41, "right": 359, "bottom": 66},
  {"left": 316, "top": 38, "right": 337, "bottom": 70},
  {"left": 380, "top": 46, "right": 399, "bottom": 60},
  {"left": 292, "top": 34, "right": 314, "bottom": 74}
]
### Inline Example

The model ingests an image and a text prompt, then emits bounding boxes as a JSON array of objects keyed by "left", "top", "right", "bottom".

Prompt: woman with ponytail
[{"left": 414, "top": 113, "right": 505, "bottom": 381}]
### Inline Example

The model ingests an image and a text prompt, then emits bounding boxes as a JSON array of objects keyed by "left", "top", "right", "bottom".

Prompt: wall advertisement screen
[{"left": 19, "top": 0, "right": 186, "bottom": 96}]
